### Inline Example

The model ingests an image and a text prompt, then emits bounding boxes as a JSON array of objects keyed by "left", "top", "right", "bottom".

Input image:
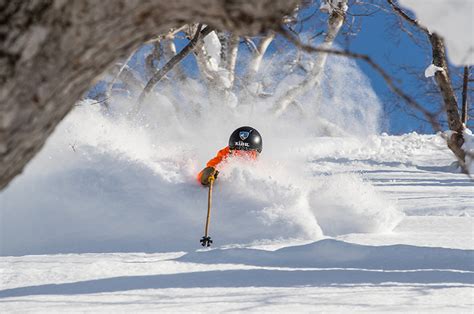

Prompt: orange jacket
[{"left": 197, "top": 146, "right": 258, "bottom": 182}]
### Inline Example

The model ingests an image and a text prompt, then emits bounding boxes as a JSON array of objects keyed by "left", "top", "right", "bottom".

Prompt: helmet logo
[
  {"left": 235, "top": 141, "right": 249, "bottom": 148},
  {"left": 239, "top": 131, "right": 250, "bottom": 140}
]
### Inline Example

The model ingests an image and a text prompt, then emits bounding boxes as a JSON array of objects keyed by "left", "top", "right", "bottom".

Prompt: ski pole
[{"left": 200, "top": 176, "right": 214, "bottom": 247}]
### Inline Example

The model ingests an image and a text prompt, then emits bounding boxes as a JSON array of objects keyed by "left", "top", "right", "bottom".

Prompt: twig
[
  {"left": 243, "top": 37, "right": 259, "bottom": 54},
  {"left": 87, "top": 97, "right": 111, "bottom": 106},
  {"left": 75, "top": 97, "right": 110, "bottom": 107}
]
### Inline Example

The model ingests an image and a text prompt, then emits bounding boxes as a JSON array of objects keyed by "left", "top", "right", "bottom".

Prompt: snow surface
[
  {"left": 1, "top": 57, "right": 473, "bottom": 311},
  {"left": 400, "top": 0, "right": 474, "bottom": 66},
  {"left": 1, "top": 104, "right": 473, "bottom": 311}
]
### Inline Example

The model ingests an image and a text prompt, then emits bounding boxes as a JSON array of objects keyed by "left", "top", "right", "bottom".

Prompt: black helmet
[{"left": 229, "top": 126, "right": 262, "bottom": 153}]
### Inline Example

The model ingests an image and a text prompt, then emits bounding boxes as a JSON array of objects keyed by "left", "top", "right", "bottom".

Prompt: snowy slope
[
  {"left": 1, "top": 2, "right": 473, "bottom": 309},
  {"left": 0, "top": 99, "right": 473, "bottom": 311}
]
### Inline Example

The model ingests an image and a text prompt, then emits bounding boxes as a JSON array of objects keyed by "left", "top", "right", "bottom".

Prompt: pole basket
[{"left": 200, "top": 236, "right": 213, "bottom": 247}]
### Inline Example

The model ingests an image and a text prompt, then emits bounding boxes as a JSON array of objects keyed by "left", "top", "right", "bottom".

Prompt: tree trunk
[
  {"left": 461, "top": 66, "right": 469, "bottom": 125},
  {"left": 0, "top": 0, "right": 299, "bottom": 190},
  {"left": 386, "top": 0, "right": 468, "bottom": 170},
  {"left": 429, "top": 33, "right": 466, "bottom": 163}
]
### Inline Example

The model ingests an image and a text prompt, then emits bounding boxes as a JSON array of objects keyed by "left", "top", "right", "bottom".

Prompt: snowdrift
[{"left": 180, "top": 239, "right": 474, "bottom": 271}]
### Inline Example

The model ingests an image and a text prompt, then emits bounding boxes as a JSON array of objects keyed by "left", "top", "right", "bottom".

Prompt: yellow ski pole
[{"left": 200, "top": 176, "right": 215, "bottom": 247}]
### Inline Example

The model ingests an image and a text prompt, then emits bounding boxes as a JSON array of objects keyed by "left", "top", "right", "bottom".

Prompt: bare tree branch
[
  {"left": 386, "top": 0, "right": 430, "bottom": 34},
  {"left": 276, "top": 26, "right": 442, "bottom": 130},
  {"left": 137, "top": 25, "right": 213, "bottom": 106},
  {"left": 243, "top": 37, "right": 259, "bottom": 54}
]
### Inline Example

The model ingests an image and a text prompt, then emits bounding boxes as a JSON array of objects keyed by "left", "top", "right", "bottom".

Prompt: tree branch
[
  {"left": 386, "top": 0, "right": 430, "bottom": 34},
  {"left": 137, "top": 24, "right": 212, "bottom": 106},
  {"left": 243, "top": 37, "right": 259, "bottom": 54},
  {"left": 276, "top": 26, "right": 441, "bottom": 130}
]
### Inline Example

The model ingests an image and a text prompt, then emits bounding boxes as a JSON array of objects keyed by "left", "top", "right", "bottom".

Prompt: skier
[{"left": 198, "top": 126, "right": 263, "bottom": 186}]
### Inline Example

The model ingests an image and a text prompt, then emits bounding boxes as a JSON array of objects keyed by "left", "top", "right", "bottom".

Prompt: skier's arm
[{"left": 206, "top": 146, "right": 230, "bottom": 168}]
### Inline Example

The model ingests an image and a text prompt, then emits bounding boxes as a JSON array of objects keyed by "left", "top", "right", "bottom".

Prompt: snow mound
[{"left": 180, "top": 239, "right": 474, "bottom": 271}]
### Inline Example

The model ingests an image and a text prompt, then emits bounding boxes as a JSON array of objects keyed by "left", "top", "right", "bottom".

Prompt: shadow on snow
[
  {"left": 0, "top": 240, "right": 472, "bottom": 298},
  {"left": 0, "top": 269, "right": 472, "bottom": 298}
]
